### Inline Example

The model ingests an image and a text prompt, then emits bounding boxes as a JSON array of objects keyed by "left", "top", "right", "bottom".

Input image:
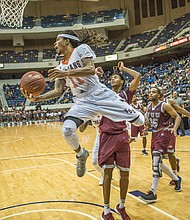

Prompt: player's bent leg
[
  {"left": 168, "top": 152, "right": 177, "bottom": 186},
  {"left": 140, "top": 151, "right": 162, "bottom": 203},
  {"left": 129, "top": 137, "right": 136, "bottom": 143},
  {"left": 62, "top": 117, "right": 89, "bottom": 177}
]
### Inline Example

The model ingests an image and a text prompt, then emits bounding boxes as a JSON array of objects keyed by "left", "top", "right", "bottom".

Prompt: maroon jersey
[
  {"left": 99, "top": 88, "right": 135, "bottom": 134},
  {"left": 120, "top": 88, "right": 135, "bottom": 105},
  {"left": 147, "top": 101, "right": 171, "bottom": 131},
  {"left": 131, "top": 103, "right": 144, "bottom": 113}
]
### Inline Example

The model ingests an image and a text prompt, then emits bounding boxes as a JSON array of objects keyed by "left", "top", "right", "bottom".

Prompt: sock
[
  {"left": 173, "top": 170, "right": 177, "bottom": 175},
  {"left": 119, "top": 198, "right": 125, "bottom": 209},
  {"left": 76, "top": 147, "right": 84, "bottom": 157},
  {"left": 160, "top": 163, "right": 179, "bottom": 181},
  {"left": 151, "top": 177, "right": 160, "bottom": 195},
  {"left": 104, "top": 204, "right": 110, "bottom": 215}
]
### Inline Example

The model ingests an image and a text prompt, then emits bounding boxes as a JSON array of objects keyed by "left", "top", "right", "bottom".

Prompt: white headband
[{"left": 57, "top": 34, "right": 80, "bottom": 42}]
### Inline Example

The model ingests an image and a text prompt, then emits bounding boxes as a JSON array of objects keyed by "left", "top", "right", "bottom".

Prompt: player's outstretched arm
[
  {"left": 168, "top": 99, "right": 190, "bottom": 118},
  {"left": 48, "top": 58, "right": 95, "bottom": 82},
  {"left": 118, "top": 61, "right": 141, "bottom": 92},
  {"left": 21, "top": 79, "right": 66, "bottom": 102},
  {"left": 79, "top": 120, "right": 90, "bottom": 132}
]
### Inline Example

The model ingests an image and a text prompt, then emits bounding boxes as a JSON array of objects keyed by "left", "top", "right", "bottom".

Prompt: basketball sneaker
[
  {"left": 176, "top": 157, "right": 180, "bottom": 172},
  {"left": 175, "top": 176, "right": 182, "bottom": 192},
  {"left": 142, "top": 149, "right": 148, "bottom": 156},
  {"left": 101, "top": 212, "right": 115, "bottom": 220},
  {"left": 115, "top": 204, "right": 131, "bottom": 220},
  {"left": 140, "top": 190, "right": 157, "bottom": 203},
  {"left": 76, "top": 148, "right": 89, "bottom": 177}
]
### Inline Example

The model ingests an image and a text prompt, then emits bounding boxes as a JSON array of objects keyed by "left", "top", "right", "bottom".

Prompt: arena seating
[
  {"left": 2, "top": 54, "right": 190, "bottom": 108},
  {"left": 3, "top": 84, "right": 26, "bottom": 107},
  {"left": 149, "top": 12, "right": 190, "bottom": 47},
  {"left": 41, "top": 14, "right": 79, "bottom": 28},
  {"left": 0, "top": 50, "right": 38, "bottom": 63}
]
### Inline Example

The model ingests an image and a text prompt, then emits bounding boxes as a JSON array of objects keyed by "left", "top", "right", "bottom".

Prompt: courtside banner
[{"left": 154, "top": 36, "right": 190, "bottom": 52}]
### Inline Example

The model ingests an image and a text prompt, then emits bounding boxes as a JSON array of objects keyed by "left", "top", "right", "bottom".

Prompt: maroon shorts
[
  {"left": 151, "top": 130, "right": 175, "bottom": 155},
  {"left": 131, "top": 124, "right": 145, "bottom": 138},
  {"left": 98, "top": 131, "right": 130, "bottom": 171},
  {"left": 168, "top": 133, "right": 176, "bottom": 153}
]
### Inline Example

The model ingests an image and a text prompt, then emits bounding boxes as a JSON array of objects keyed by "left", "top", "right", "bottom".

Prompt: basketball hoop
[{"left": 0, "top": 0, "right": 29, "bottom": 28}]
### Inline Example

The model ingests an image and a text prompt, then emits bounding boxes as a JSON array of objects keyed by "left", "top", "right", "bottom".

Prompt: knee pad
[
  {"left": 152, "top": 151, "right": 162, "bottom": 178},
  {"left": 62, "top": 119, "right": 77, "bottom": 138},
  {"left": 62, "top": 120, "right": 79, "bottom": 150},
  {"left": 62, "top": 127, "right": 75, "bottom": 138}
]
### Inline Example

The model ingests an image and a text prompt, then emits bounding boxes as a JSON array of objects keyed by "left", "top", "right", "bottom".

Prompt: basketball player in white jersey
[{"left": 22, "top": 29, "right": 144, "bottom": 178}]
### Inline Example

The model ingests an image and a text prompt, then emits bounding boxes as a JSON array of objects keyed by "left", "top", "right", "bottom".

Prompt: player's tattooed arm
[
  {"left": 21, "top": 78, "right": 66, "bottom": 102},
  {"left": 35, "top": 79, "right": 66, "bottom": 102},
  {"left": 48, "top": 58, "right": 95, "bottom": 81}
]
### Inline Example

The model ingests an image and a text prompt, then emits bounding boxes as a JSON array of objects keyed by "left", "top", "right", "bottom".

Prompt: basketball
[{"left": 20, "top": 71, "right": 46, "bottom": 97}]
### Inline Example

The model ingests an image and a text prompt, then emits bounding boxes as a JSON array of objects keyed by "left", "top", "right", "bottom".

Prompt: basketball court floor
[{"left": 0, "top": 122, "right": 189, "bottom": 219}]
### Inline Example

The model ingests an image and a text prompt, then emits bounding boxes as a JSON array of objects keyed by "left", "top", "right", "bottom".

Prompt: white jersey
[{"left": 56, "top": 44, "right": 106, "bottom": 98}]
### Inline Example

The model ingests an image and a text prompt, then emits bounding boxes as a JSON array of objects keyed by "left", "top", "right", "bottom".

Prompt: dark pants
[{"left": 177, "top": 115, "right": 185, "bottom": 135}]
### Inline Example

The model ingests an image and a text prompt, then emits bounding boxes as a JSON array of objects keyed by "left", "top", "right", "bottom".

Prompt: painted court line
[
  {"left": 0, "top": 209, "right": 97, "bottom": 220},
  {"left": 0, "top": 156, "right": 180, "bottom": 219},
  {"left": 0, "top": 151, "right": 74, "bottom": 161},
  {"left": 0, "top": 127, "right": 7, "bottom": 130},
  {"left": 56, "top": 158, "right": 179, "bottom": 220},
  {"left": 0, "top": 137, "right": 23, "bottom": 144},
  {"left": 0, "top": 162, "right": 64, "bottom": 174}
]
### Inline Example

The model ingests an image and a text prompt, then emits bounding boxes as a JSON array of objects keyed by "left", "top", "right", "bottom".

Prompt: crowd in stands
[
  {"left": 1, "top": 54, "right": 190, "bottom": 129},
  {"left": 2, "top": 54, "right": 190, "bottom": 106},
  {"left": 0, "top": 108, "right": 68, "bottom": 127},
  {"left": 3, "top": 83, "right": 26, "bottom": 107},
  {"left": 0, "top": 50, "right": 38, "bottom": 63}
]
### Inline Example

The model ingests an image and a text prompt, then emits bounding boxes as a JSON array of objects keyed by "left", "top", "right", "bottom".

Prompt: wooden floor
[{"left": 0, "top": 122, "right": 189, "bottom": 220}]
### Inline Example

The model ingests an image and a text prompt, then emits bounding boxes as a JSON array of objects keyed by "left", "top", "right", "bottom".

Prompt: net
[{"left": 0, "top": 0, "right": 29, "bottom": 28}]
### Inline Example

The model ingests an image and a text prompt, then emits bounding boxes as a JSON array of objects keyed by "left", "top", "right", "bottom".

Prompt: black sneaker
[
  {"left": 175, "top": 176, "right": 182, "bottom": 192},
  {"left": 142, "top": 149, "right": 148, "bottom": 156},
  {"left": 140, "top": 190, "right": 157, "bottom": 203}
]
